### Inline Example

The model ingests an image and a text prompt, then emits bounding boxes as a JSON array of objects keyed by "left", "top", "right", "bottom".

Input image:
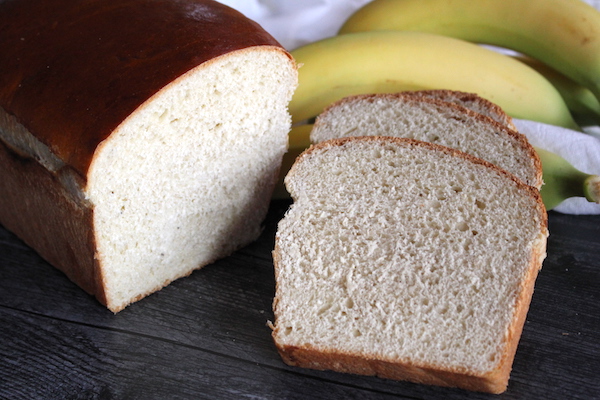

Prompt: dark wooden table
[{"left": 1, "top": 200, "right": 599, "bottom": 399}]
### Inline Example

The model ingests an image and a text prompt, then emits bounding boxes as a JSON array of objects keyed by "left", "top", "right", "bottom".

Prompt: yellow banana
[
  {"left": 512, "top": 55, "right": 600, "bottom": 126},
  {"left": 276, "top": 125, "right": 600, "bottom": 211},
  {"left": 288, "top": 31, "right": 579, "bottom": 129},
  {"left": 339, "top": 0, "right": 600, "bottom": 102}
]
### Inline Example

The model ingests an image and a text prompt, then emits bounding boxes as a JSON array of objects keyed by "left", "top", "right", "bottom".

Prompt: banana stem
[
  {"left": 536, "top": 147, "right": 600, "bottom": 210},
  {"left": 584, "top": 175, "right": 600, "bottom": 204}
]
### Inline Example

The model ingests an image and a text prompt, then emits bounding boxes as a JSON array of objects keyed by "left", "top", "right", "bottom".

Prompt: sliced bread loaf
[
  {"left": 310, "top": 92, "right": 542, "bottom": 188},
  {"left": 407, "top": 89, "right": 517, "bottom": 130},
  {"left": 272, "top": 136, "right": 548, "bottom": 393},
  {"left": 0, "top": 0, "right": 297, "bottom": 312}
]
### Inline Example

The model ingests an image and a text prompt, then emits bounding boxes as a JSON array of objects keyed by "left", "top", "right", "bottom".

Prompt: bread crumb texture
[
  {"left": 311, "top": 94, "right": 540, "bottom": 188},
  {"left": 87, "top": 49, "right": 296, "bottom": 311},
  {"left": 273, "top": 137, "right": 547, "bottom": 377}
]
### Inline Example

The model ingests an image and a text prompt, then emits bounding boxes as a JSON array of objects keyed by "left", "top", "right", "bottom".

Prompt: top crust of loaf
[
  {"left": 0, "top": 0, "right": 290, "bottom": 177},
  {"left": 273, "top": 136, "right": 548, "bottom": 393},
  {"left": 311, "top": 92, "right": 542, "bottom": 189}
]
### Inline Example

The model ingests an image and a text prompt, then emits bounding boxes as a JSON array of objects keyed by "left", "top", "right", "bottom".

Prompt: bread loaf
[
  {"left": 0, "top": 0, "right": 297, "bottom": 312},
  {"left": 310, "top": 92, "right": 542, "bottom": 188},
  {"left": 271, "top": 136, "right": 548, "bottom": 393}
]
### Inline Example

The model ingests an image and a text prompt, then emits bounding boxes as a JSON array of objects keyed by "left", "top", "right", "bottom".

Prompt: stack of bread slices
[{"left": 271, "top": 90, "right": 548, "bottom": 394}]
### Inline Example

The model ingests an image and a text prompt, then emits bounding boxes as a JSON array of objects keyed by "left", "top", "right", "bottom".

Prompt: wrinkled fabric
[{"left": 219, "top": 0, "right": 372, "bottom": 50}]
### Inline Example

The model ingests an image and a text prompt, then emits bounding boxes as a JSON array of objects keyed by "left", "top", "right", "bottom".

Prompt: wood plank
[{"left": 0, "top": 308, "right": 414, "bottom": 400}]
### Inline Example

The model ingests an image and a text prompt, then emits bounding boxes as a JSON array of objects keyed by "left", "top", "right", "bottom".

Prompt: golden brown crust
[
  {"left": 273, "top": 136, "right": 548, "bottom": 394},
  {"left": 274, "top": 343, "right": 509, "bottom": 393},
  {"left": 0, "top": 0, "right": 285, "bottom": 177},
  {"left": 314, "top": 92, "right": 543, "bottom": 189}
]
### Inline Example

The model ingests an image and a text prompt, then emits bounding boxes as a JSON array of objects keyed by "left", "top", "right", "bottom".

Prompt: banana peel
[
  {"left": 288, "top": 31, "right": 579, "bottom": 130},
  {"left": 339, "top": 0, "right": 600, "bottom": 103}
]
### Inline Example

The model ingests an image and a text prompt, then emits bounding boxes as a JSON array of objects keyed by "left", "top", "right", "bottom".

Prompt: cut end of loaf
[
  {"left": 272, "top": 137, "right": 547, "bottom": 393},
  {"left": 86, "top": 48, "right": 297, "bottom": 312}
]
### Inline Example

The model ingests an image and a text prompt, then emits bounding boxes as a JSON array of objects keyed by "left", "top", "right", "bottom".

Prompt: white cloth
[
  {"left": 219, "top": 0, "right": 373, "bottom": 50},
  {"left": 220, "top": 0, "right": 600, "bottom": 214}
]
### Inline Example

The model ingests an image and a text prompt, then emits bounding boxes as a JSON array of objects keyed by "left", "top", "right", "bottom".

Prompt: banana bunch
[
  {"left": 281, "top": 0, "right": 600, "bottom": 209},
  {"left": 288, "top": 31, "right": 579, "bottom": 129},
  {"left": 274, "top": 125, "right": 600, "bottom": 211},
  {"left": 339, "top": 0, "right": 600, "bottom": 125}
]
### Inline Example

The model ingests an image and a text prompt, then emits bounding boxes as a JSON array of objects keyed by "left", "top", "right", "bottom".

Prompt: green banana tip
[{"left": 584, "top": 175, "right": 600, "bottom": 204}]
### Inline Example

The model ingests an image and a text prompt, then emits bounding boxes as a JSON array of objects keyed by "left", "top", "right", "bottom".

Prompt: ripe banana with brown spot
[
  {"left": 288, "top": 31, "right": 579, "bottom": 129},
  {"left": 340, "top": 0, "right": 600, "bottom": 103}
]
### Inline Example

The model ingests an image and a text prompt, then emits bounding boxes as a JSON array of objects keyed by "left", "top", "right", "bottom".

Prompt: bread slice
[
  {"left": 0, "top": 0, "right": 297, "bottom": 312},
  {"left": 271, "top": 136, "right": 548, "bottom": 394},
  {"left": 310, "top": 92, "right": 542, "bottom": 189},
  {"left": 407, "top": 89, "right": 517, "bottom": 130}
]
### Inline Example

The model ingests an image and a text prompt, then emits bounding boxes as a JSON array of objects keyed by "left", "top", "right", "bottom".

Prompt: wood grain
[{"left": 1, "top": 202, "right": 599, "bottom": 399}]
